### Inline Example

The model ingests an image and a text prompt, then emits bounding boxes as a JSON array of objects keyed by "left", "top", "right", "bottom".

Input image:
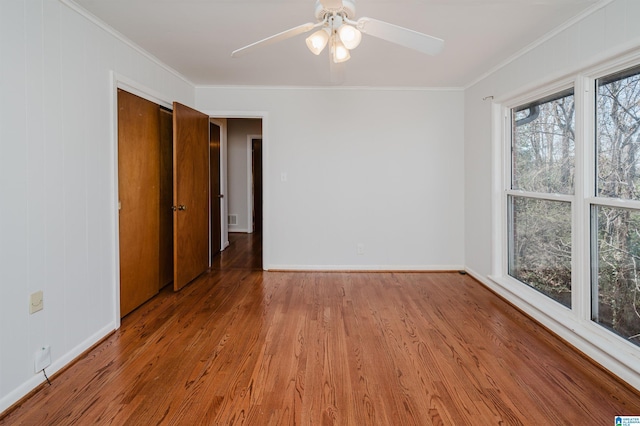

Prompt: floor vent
[{"left": 228, "top": 214, "right": 238, "bottom": 225}]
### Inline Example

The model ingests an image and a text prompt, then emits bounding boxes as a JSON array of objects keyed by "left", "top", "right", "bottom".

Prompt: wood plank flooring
[{"left": 2, "top": 233, "right": 639, "bottom": 424}]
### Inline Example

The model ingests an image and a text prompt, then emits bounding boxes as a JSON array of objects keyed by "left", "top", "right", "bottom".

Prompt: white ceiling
[{"left": 73, "top": 0, "right": 603, "bottom": 88}]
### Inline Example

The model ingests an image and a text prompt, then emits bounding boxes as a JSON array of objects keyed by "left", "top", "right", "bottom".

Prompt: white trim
[
  {"left": 116, "top": 76, "right": 172, "bottom": 110},
  {"left": 59, "top": 0, "right": 192, "bottom": 87},
  {"left": 228, "top": 227, "right": 252, "bottom": 233},
  {"left": 495, "top": 76, "right": 576, "bottom": 110},
  {"left": 504, "top": 190, "right": 574, "bottom": 203},
  {"left": 489, "top": 50, "right": 640, "bottom": 391},
  {"left": 467, "top": 269, "right": 640, "bottom": 391},
  {"left": 0, "top": 323, "right": 116, "bottom": 413},
  {"left": 194, "top": 85, "right": 464, "bottom": 92},
  {"left": 464, "top": 0, "right": 615, "bottom": 90},
  {"left": 588, "top": 197, "right": 640, "bottom": 210},
  {"left": 266, "top": 264, "right": 465, "bottom": 272},
  {"left": 112, "top": 74, "right": 176, "bottom": 328},
  {"left": 111, "top": 72, "right": 121, "bottom": 329},
  {"left": 490, "top": 102, "right": 505, "bottom": 276},
  {"left": 573, "top": 75, "right": 588, "bottom": 321},
  {"left": 210, "top": 118, "right": 227, "bottom": 252}
]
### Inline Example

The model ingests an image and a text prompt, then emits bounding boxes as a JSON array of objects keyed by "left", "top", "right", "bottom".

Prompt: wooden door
[
  {"left": 118, "top": 89, "right": 160, "bottom": 316},
  {"left": 210, "top": 122, "right": 222, "bottom": 257},
  {"left": 252, "top": 138, "right": 263, "bottom": 233},
  {"left": 173, "top": 102, "right": 209, "bottom": 291}
]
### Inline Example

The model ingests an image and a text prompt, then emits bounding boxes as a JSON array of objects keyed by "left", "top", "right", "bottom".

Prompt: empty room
[{"left": 1, "top": 0, "right": 640, "bottom": 424}]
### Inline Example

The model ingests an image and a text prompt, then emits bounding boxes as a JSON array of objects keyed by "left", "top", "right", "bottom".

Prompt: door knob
[
  {"left": 171, "top": 205, "right": 177, "bottom": 211},
  {"left": 178, "top": 205, "right": 187, "bottom": 211},
  {"left": 217, "top": 194, "right": 224, "bottom": 198}
]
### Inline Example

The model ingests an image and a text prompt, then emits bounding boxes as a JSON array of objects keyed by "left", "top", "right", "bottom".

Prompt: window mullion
[
  {"left": 505, "top": 190, "right": 574, "bottom": 203},
  {"left": 574, "top": 75, "right": 594, "bottom": 322},
  {"left": 494, "top": 105, "right": 509, "bottom": 277}
]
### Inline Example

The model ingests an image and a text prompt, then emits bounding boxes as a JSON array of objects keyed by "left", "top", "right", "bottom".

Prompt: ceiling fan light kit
[
  {"left": 305, "top": 13, "right": 361, "bottom": 63},
  {"left": 331, "top": 38, "right": 351, "bottom": 63},
  {"left": 338, "top": 24, "right": 362, "bottom": 50},
  {"left": 306, "top": 29, "right": 330, "bottom": 55},
  {"left": 231, "top": 0, "right": 444, "bottom": 66}
]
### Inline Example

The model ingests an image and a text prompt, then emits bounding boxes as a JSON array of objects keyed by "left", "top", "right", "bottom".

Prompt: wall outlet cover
[
  {"left": 29, "top": 291, "right": 44, "bottom": 314},
  {"left": 34, "top": 346, "right": 51, "bottom": 372}
]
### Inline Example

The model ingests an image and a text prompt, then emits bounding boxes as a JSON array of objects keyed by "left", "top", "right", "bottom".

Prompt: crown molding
[
  {"left": 59, "top": 0, "right": 194, "bottom": 88},
  {"left": 464, "top": 0, "right": 615, "bottom": 90}
]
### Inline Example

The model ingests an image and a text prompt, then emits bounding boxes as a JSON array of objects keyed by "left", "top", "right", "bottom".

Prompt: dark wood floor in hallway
[{"left": 2, "top": 233, "right": 639, "bottom": 425}]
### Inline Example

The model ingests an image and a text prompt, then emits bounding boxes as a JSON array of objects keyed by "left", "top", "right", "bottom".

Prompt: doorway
[
  {"left": 210, "top": 121, "right": 222, "bottom": 259},
  {"left": 117, "top": 89, "right": 216, "bottom": 317},
  {"left": 251, "top": 137, "right": 263, "bottom": 234}
]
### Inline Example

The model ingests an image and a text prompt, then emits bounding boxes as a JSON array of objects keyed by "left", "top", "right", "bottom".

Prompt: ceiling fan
[{"left": 231, "top": 0, "right": 444, "bottom": 65}]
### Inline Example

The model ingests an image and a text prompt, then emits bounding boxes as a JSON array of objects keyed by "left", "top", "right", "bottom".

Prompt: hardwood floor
[
  {"left": 211, "top": 232, "right": 263, "bottom": 271},
  {"left": 2, "top": 233, "right": 639, "bottom": 425}
]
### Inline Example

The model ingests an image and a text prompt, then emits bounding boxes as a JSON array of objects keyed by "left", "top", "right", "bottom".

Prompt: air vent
[{"left": 228, "top": 214, "right": 238, "bottom": 225}]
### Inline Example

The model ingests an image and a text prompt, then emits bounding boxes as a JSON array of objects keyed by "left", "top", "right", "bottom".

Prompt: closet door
[
  {"left": 173, "top": 102, "right": 209, "bottom": 291},
  {"left": 118, "top": 90, "right": 160, "bottom": 316}
]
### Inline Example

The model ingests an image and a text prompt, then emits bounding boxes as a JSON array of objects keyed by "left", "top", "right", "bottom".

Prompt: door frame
[
  {"left": 111, "top": 74, "right": 269, "bottom": 329},
  {"left": 210, "top": 118, "right": 227, "bottom": 252},
  {"left": 206, "top": 111, "right": 268, "bottom": 271},
  {"left": 112, "top": 73, "right": 174, "bottom": 329},
  {"left": 246, "top": 134, "right": 262, "bottom": 234}
]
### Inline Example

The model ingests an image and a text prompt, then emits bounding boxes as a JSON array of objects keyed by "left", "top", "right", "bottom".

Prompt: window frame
[
  {"left": 589, "top": 63, "right": 640, "bottom": 343},
  {"left": 491, "top": 52, "right": 640, "bottom": 372},
  {"left": 496, "top": 78, "right": 582, "bottom": 319}
]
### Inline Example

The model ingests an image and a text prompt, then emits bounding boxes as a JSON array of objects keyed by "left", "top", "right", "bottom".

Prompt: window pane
[
  {"left": 596, "top": 66, "right": 640, "bottom": 200},
  {"left": 592, "top": 205, "right": 640, "bottom": 346},
  {"left": 512, "top": 89, "right": 575, "bottom": 195},
  {"left": 508, "top": 196, "right": 572, "bottom": 307}
]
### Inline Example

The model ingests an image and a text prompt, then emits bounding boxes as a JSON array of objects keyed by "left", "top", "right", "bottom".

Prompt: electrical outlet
[
  {"left": 357, "top": 243, "right": 365, "bottom": 255},
  {"left": 30, "top": 291, "right": 43, "bottom": 314},
  {"left": 34, "top": 346, "right": 51, "bottom": 372}
]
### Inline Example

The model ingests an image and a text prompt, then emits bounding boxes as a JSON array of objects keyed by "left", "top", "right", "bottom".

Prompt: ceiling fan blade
[
  {"left": 319, "top": 0, "right": 344, "bottom": 11},
  {"left": 231, "top": 22, "right": 317, "bottom": 58},
  {"left": 357, "top": 17, "right": 444, "bottom": 56}
]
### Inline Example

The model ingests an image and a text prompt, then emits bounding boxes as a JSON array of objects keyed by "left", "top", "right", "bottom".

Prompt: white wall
[
  {"left": 464, "top": 0, "right": 640, "bottom": 388},
  {"left": 5, "top": 0, "right": 636, "bottom": 413},
  {"left": 0, "top": 1, "right": 465, "bottom": 409},
  {"left": 197, "top": 87, "right": 465, "bottom": 270},
  {"left": 227, "top": 119, "right": 262, "bottom": 232},
  {"left": 0, "top": 0, "right": 194, "bottom": 412}
]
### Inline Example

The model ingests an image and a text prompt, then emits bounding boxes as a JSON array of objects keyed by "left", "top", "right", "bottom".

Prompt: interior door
[
  {"left": 173, "top": 102, "right": 210, "bottom": 291},
  {"left": 159, "top": 108, "right": 174, "bottom": 289},
  {"left": 210, "top": 122, "right": 222, "bottom": 257},
  {"left": 252, "top": 138, "right": 263, "bottom": 233},
  {"left": 117, "top": 90, "right": 160, "bottom": 316}
]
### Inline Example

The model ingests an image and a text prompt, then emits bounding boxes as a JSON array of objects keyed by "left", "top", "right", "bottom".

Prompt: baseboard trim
[
  {"left": 0, "top": 323, "right": 116, "bottom": 415},
  {"left": 264, "top": 264, "right": 465, "bottom": 272},
  {"left": 464, "top": 266, "right": 640, "bottom": 394}
]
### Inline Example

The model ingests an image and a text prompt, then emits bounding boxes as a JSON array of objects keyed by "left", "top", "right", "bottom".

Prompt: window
[
  {"left": 592, "top": 65, "right": 640, "bottom": 346},
  {"left": 508, "top": 89, "right": 575, "bottom": 308},
  {"left": 498, "top": 53, "right": 640, "bottom": 386}
]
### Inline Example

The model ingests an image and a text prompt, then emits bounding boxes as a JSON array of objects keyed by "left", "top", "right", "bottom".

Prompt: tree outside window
[
  {"left": 509, "top": 89, "right": 575, "bottom": 308},
  {"left": 593, "top": 66, "right": 640, "bottom": 346}
]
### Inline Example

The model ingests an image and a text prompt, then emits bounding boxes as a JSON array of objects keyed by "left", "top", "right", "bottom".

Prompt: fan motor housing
[{"left": 314, "top": 0, "right": 356, "bottom": 20}]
